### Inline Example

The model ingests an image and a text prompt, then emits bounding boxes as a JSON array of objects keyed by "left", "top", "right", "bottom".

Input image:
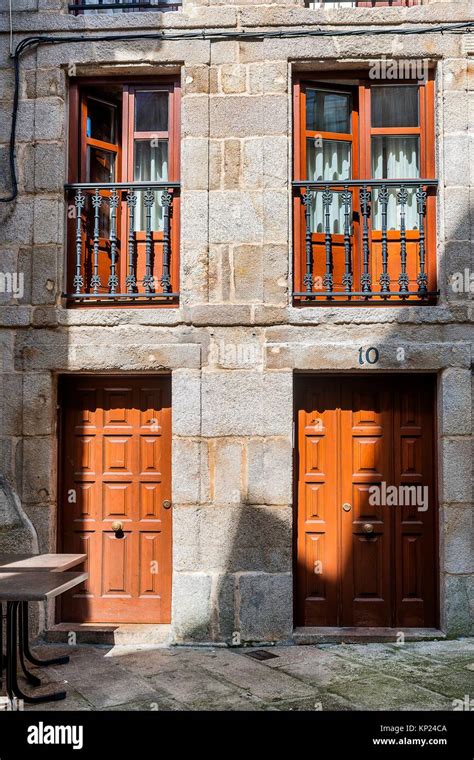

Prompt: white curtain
[
  {"left": 372, "top": 136, "right": 419, "bottom": 230},
  {"left": 307, "top": 138, "right": 352, "bottom": 233},
  {"left": 134, "top": 141, "right": 168, "bottom": 232},
  {"left": 308, "top": 1, "right": 357, "bottom": 7}
]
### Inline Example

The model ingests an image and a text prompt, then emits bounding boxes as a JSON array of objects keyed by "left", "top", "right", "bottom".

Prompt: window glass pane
[
  {"left": 134, "top": 139, "right": 169, "bottom": 231},
  {"left": 307, "top": 138, "right": 352, "bottom": 233},
  {"left": 135, "top": 91, "right": 168, "bottom": 133},
  {"left": 371, "top": 86, "right": 419, "bottom": 128},
  {"left": 372, "top": 135, "right": 420, "bottom": 230},
  {"left": 86, "top": 146, "right": 116, "bottom": 183},
  {"left": 306, "top": 89, "right": 351, "bottom": 133},
  {"left": 307, "top": 138, "right": 351, "bottom": 181},
  {"left": 86, "top": 98, "right": 116, "bottom": 144}
]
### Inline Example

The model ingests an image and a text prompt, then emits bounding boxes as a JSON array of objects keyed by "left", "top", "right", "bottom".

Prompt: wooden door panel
[
  {"left": 60, "top": 376, "right": 172, "bottom": 624},
  {"left": 394, "top": 377, "right": 436, "bottom": 627},
  {"left": 296, "top": 384, "right": 339, "bottom": 627},
  {"left": 341, "top": 381, "right": 392, "bottom": 626},
  {"left": 295, "top": 375, "right": 437, "bottom": 628}
]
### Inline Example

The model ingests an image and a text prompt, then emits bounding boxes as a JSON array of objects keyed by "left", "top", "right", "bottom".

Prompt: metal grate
[{"left": 243, "top": 650, "right": 279, "bottom": 661}]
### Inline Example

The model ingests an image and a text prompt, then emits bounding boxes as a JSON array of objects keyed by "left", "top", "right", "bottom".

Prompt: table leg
[
  {"left": 6, "top": 601, "right": 66, "bottom": 704},
  {"left": 18, "top": 604, "right": 41, "bottom": 686},
  {"left": 0, "top": 601, "right": 3, "bottom": 691},
  {"left": 20, "top": 602, "right": 69, "bottom": 667}
]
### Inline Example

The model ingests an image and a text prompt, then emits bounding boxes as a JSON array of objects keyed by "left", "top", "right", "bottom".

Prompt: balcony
[
  {"left": 69, "top": 0, "right": 182, "bottom": 14},
  {"left": 305, "top": 1, "right": 421, "bottom": 7},
  {"left": 65, "top": 182, "right": 180, "bottom": 305},
  {"left": 293, "top": 179, "right": 438, "bottom": 303}
]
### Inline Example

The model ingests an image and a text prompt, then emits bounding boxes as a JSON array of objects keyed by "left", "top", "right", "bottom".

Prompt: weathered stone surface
[
  {"left": 442, "top": 574, "right": 474, "bottom": 636},
  {"left": 232, "top": 244, "right": 263, "bottom": 302},
  {"left": 172, "top": 573, "right": 213, "bottom": 642},
  {"left": 201, "top": 370, "right": 292, "bottom": 437},
  {"left": 0, "top": 476, "right": 39, "bottom": 554},
  {"left": 438, "top": 368, "right": 472, "bottom": 436},
  {"left": 443, "top": 508, "right": 474, "bottom": 574},
  {"left": 246, "top": 438, "right": 292, "bottom": 505},
  {"left": 22, "top": 372, "right": 53, "bottom": 437},
  {"left": 238, "top": 572, "right": 293, "bottom": 641},
  {"left": 172, "top": 439, "right": 202, "bottom": 505},
  {"left": 440, "top": 438, "right": 472, "bottom": 505},
  {"left": 172, "top": 369, "right": 202, "bottom": 437},
  {"left": 22, "top": 436, "right": 55, "bottom": 505},
  {"left": 0, "top": 1, "right": 472, "bottom": 648}
]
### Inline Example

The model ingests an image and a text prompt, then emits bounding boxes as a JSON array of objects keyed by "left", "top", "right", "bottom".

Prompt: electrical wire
[{"left": 1, "top": 19, "right": 473, "bottom": 202}]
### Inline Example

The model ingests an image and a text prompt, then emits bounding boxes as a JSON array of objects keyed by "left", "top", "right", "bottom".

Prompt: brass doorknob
[
  {"left": 111, "top": 520, "right": 124, "bottom": 533},
  {"left": 342, "top": 503, "right": 352, "bottom": 512},
  {"left": 362, "top": 523, "right": 374, "bottom": 534},
  {"left": 162, "top": 500, "right": 172, "bottom": 510}
]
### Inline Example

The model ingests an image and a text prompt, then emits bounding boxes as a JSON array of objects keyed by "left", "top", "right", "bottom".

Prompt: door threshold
[
  {"left": 293, "top": 627, "right": 445, "bottom": 645},
  {"left": 44, "top": 623, "right": 172, "bottom": 647}
]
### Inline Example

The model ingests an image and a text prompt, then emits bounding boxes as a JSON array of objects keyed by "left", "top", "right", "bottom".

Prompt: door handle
[
  {"left": 162, "top": 500, "right": 172, "bottom": 510},
  {"left": 111, "top": 520, "right": 124, "bottom": 534},
  {"left": 362, "top": 523, "right": 374, "bottom": 534},
  {"left": 342, "top": 503, "right": 352, "bottom": 512}
]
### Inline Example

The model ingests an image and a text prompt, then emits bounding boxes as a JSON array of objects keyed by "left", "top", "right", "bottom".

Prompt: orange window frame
[
  {"left": 293, "top": 72, "right": 436, "bottom": 302},
  {"left": 67, "top": 77, "right": 181, "bottom": 306}
]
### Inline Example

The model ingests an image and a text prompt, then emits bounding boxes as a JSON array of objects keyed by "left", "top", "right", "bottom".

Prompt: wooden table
[
  {"left": 0, "top": 571, "right": 87, "bottom": 703},
  {"left": 0, "top": 553, "right": 86, "bottom": 573},
  {"left": 0, "top": 553, "right": 86, "bottom": 677},
  {"left": 0, "top": 554, "right": 86, "bottom": 704}
]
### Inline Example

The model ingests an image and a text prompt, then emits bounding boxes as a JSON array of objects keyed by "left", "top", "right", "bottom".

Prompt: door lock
[
  {"left": 111, "top": 521, "right": 124, "bottom": 537},
  {"left": 342, "top": 503, "right": 352, "bottom": 512},
  {"left": 162, "top": 500, "right": 172, "bottom": 510}
]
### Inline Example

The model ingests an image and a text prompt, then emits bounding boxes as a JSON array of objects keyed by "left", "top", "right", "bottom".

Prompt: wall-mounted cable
[{"left": 1, "top": 19, "right": 473, "bottom": 202}]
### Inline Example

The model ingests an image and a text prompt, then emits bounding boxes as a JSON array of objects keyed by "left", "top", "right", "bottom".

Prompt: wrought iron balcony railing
[
  {"left": 69, "top": 0, "right": 182, "bottom": 14},
  {"left": 305, "top": 1, "right": 421, "bottom": 8},
  {"left": 65, "top": 182, "right": 180, "bottom": 304},
  {"left": 293, "top": 179, "right": 438, "bottom": 303}
]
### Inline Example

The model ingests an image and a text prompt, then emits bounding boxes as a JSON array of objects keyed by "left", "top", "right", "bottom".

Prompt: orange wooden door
[
  {"left": 296, "top": 376, "right": 436, "bottom": 628},
  {"left": 60, "top": 376, "right": 172, "bottom": 624}
]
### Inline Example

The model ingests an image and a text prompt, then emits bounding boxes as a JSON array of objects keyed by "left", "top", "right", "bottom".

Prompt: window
[
  {"left": 293, "top": 74, "right": 437, "bottom": 303},
  {"left": 305, "top": 1, "right": 421, "bottom": 8},
  {"left": 69, "top": 0, "right": 181, "bottom": 14},
  {"left": 66, "top": 80, "right": 180, "bottom": 304}
]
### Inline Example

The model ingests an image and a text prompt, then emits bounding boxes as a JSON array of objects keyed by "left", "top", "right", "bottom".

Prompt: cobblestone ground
[{"left": 24, "top": 639, "right": 474, "bottom": 712}]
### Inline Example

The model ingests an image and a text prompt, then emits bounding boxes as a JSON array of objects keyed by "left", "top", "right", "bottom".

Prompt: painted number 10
[{"left": 358, "top": 347, "right": 380, "bottom": 366}]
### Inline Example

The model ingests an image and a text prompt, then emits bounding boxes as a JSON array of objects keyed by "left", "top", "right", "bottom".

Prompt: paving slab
[{"left": 21, "top": 639, "right": 474, "bottom": 712}]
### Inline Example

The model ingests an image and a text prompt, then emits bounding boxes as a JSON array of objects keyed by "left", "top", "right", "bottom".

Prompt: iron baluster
[
  {"left": 359, "top": 185, "right": 372, "bottom": 295},
  {"left": 416, "top": 185, "right": 428, "bottom": 295},
  {"left": 160, "top": 190, "right": 172, "bottom": 293},
  {"left": 322, "top": 186, "right": 333, "bottom": 295},
  {"left": 73, "top": 189, "right": 85, "bottom": 294},
  {"left": 397, "top": 186, "right": 409, "bottom": 296},
  {"left": 379, "top": 184, "right": 390, "bottom": 296},
  {"left": 143, "top": 189, "right": 155, "bottom": 293},
  {"left": 125, "top": 189, "right": 137, "bottom": 293},
  {"left": 108, "top": 190, "right": 119, "bottom": 294},
  {"left": 341, "top": 186, "right": 352, "bottom": 293},
  {"left": 90, "top": 189, "right": 102, "bottom": 294},
  {"left": 302, "top": 191, "right": 313, "bottom": 292}
]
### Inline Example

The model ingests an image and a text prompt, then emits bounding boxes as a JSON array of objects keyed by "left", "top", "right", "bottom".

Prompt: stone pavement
[{"left": 24, "top": 638, "right": 474, "bottom": 712}]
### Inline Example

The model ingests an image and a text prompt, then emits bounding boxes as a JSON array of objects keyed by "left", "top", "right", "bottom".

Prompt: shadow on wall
[
  {"left": 173, "top": 194, "right": 473, "bottom": 644},
  {"left": 173, "top": 503, "right": 293, "bottom": 645}
]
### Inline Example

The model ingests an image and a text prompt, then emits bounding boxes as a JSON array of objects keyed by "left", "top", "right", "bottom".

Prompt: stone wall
[{"left": 0, "top": 0, "right": 472, "bottom": 641}]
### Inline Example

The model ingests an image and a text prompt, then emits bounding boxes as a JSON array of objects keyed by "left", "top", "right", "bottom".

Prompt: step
[
  {"left": 43, "top": 623, "right": 172, "bottom": 647},
  {"left": 293, "top": 627, "right": 446, "bottom": 645}
]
